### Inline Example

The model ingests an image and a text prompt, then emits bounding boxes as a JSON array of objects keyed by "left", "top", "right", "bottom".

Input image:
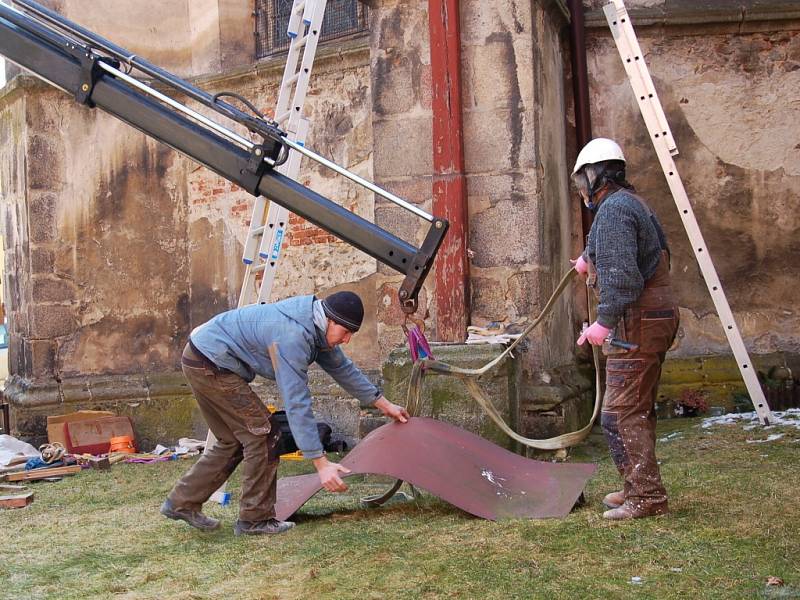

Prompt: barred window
[{"left": 255, "top": 0, "right": 369, "bottom": 58}]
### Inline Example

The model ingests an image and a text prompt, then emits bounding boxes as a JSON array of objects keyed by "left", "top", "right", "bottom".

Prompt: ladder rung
[
  {"left": 275, "top": 110, "right": 291, "bottom": 125},
  {"left": 293, "top": 34, "right": 310, "bottom": 50},
  {"left": 248, "top": 262, "right": 267, "bottom": 273},
  {"left": 283, "top": 71, "right": 300, "bottom": 87},
  {"left": 249, "top": 225, "right": 266, "bottom": 237}
]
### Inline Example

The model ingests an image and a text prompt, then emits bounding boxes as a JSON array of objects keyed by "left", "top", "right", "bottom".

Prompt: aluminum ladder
[
  {"left": 209, "top": 0, "right": 328, "bottom": 505},
  {"left": 603, "top": 0, "right": 774, "bottom": 425},
  {"left": 239, "top": 0, "right": 329, "bottom": 306}
]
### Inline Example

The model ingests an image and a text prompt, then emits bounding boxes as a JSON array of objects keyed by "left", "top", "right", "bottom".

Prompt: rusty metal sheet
[{"left": 276, "top": 417, "right": 596, "bottom": 521}]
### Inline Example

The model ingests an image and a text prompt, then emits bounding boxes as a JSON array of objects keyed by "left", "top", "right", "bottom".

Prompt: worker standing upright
[
  {"left": 571, "top": 138, "right": 680, "bottom": 520},
  {"left": 161, "top": 290, "right": 409, "bottom": 535}
]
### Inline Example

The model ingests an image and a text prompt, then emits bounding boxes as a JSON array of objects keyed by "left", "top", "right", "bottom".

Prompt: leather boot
[
  {"left": 161, "top": 499, "right": 220, "bottom": 531},
  {"left": 603, "top": 499, "right": 669, "bottom": 520},
  {"left": 234, "top": 518, "right": 296, "bottom": 536},
  {"left": 602, "top": 490, "right": 625, "bottom": 509}
]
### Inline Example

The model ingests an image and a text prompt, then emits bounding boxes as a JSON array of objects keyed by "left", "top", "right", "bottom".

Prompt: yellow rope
[
  {"left": 364, "top": 269, "right": 601, "bottom": 505},
  {"left": 407, "top": 268, "right": 603, "bottom": 450}
]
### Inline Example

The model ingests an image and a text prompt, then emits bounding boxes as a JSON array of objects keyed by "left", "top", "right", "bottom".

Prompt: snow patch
[
  {"left": 700, "top": 408, "right": 800, "bottom": 432},
  {"left": 746, "top": 434, "right": 784, "bottom": 444}
]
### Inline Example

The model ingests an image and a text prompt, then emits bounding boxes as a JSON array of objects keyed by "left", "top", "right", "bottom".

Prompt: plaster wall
[
  {"left": 0, "top": 38, "right": 380, "bottom": 390},
  {"left": 0, "top": 84, "right": 29, "bottom": 380},
  {"left": 5, "top": 0, "right": 797, "bottom": 444},
  {"left": 0, "top": 3, "right": 383, "bottom": 444},
  {"left": 581, "top": 5, "right": 800, "bottom": 358},
  {"left": 39, "top": 0, "right": 253, "bottom": 78},
  {"left": 0, "top": 79, "right": 191, "bottom": 383},
  {"left": 369, "top": 0, "right": 575, "bottom": 378},
  {"left": 47, "top": 0, "right": 194, "bottom": 76}
]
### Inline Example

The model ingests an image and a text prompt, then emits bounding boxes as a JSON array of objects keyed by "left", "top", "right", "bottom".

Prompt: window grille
[{"left": 255, "top": 0, "right": 369, "bottom": 59}]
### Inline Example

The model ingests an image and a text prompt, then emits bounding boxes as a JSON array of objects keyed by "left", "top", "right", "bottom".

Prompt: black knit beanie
[{"left": 322, "top": 291, "right": 364, "bottom": 333}]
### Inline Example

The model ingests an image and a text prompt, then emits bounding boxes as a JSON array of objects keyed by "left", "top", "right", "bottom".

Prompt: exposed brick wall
[{"left": 286, "top": 213, "right": 338, "bottom": 247}]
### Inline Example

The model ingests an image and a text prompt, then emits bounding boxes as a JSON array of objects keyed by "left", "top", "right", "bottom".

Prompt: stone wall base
[
  {"left": 4, "top": 369, "right": 385, "bottom": 451},
  {"left": 6, "top": 350, "right": 796, "bottom": 452},
  {"left": 657, "top": 351, "right": 800, "bottom": 417},
  {"left": 382, "top": 343, "right": 522, "bottom": 450}
]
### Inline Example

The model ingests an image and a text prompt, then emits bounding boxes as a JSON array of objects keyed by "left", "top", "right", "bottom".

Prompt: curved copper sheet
[{"left": 276, "top": 417, "right": 596, "bottom": 521}]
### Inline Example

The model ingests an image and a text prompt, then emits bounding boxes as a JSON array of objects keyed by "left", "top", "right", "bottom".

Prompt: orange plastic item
[{"left": 108, "top": 435, "right": 136, "bottom": 454}]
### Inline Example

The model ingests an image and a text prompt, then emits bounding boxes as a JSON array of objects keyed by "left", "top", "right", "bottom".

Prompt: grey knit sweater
[{"left": 582, "top": 189, "right": 669, "bottom": 328}]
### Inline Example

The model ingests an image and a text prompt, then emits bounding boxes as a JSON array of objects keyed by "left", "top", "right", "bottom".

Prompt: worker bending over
[
  {"left": 161, "top": 291, "right": 409, "bottom": 535},
  {"left": 572, "top": 138, "right": 679, "bottom": 520}
]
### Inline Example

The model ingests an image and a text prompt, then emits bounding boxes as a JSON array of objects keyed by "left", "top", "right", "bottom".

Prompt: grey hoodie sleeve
[
  {"left": 592, "top": 200, "right": 644, "bottom": 328},
  {"left": 270, "top": 340, "right": 325, "bottom": 459},
  {"left": 316, "top": 347, "right": 381, "bottom": 406}
]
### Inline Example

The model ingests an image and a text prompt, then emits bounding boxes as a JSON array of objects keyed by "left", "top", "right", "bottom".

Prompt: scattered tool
[
  {"left": 607, "top": 337, "right": 639, "bottom": 351},
  {"left": 75, "top": 454, "right": 111, "bottom": 470},
  {"left": 581, "top": 322, "right": 639, "bottom": 351}
]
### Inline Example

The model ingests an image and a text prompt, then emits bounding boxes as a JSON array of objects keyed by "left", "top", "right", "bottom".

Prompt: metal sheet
[{"left": 276, "top": 417, "right": 596, "bottom": 521}]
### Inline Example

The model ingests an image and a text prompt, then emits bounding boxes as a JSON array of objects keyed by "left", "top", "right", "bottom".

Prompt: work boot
[
  {"left": 160, "top": 499, "right": 220, "bottom": 531},
  {"left": 602, "top": 500, "right": 669, "bottom": 521},
  {"left": 234, "top": 518, "right": 296, "bottom": 536},
  {"left": 602, "top": 490, "right": 625, "bottom": 509}
]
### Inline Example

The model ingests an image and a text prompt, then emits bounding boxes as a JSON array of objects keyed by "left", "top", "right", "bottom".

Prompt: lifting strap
[
  {"left": 363, "top": 268, "right": 601, "bottom": 506},
  {"left": 404, "top": 268, "right": 603, "bottom": 450}
]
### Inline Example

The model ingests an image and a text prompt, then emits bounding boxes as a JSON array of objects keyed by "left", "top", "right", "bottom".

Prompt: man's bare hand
[
  {"left": 312, "top": 455, "right": 351, "bottom": 492},
  {"left": 374, "top": 396, "right": 409, "bottom": 423}
]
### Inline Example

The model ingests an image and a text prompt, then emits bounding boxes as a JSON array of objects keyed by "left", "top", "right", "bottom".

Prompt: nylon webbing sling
[{"left": 363, "top": 268, "right": 604, "bottom": 506}]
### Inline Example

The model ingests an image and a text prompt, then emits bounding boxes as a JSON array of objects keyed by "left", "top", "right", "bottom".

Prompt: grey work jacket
[{"left": 190, "top": 295, "right": 379, "bottom": 459}]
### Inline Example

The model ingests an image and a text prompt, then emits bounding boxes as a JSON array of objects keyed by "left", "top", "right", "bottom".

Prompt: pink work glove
[
  {"left": 577, "top": 321, "right": 611, "bottom": 346},
  {"left": 570, "top": 255, "right": 588, "bottom": 275}
]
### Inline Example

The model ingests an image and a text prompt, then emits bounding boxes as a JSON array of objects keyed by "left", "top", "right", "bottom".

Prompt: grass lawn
[{"left": 1, "top": 415, "right": 798, "bottom": 600}]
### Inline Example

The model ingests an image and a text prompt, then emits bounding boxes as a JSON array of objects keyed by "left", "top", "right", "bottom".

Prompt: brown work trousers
[
  {"left": 595, "top": 253, "right": 679, "bottom": 515},
  {"left": 168, "top": 342, "right": 281, "bottom": 522}
]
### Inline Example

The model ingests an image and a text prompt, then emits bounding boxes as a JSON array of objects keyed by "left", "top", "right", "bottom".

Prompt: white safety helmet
[{"left": 572, "top": 138, "right": 626, "bottom": 174}]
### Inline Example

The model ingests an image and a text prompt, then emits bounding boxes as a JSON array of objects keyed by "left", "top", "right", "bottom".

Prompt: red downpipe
[
  {"left": 429, "top": 0, "right": 469, "bottom": 342},
  {"left": 567, "top": 0, "right": 594, "bottom": 237}
]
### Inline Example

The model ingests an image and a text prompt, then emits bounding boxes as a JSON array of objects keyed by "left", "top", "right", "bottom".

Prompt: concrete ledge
[
  {"left": 382, "top": 343, "right": 520, "bottom": 450},
  {"left": 192, "top": 34, "right": 369, "bottom": 90},
  {"left": 658, "top": 351, "right": 799, "bottom": 412},
  {"left": 585, "top": 1, "right": 800, "bottom": 30},
  {"left": 5, "top": 372, "right": 200, "bottom": 449},
  {"left": 5, "top": 367, "right": 383, "bottom": 450}
]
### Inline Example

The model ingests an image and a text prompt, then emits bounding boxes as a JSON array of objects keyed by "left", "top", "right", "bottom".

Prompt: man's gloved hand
[
  {"left": 313, "top": 455, "right": 351, "bottom": 493},
  {"left": 570, "top": 255, "right": 588, "bottom": 276},
  {"left": 374, "top": 396, "right": 410, "bottom": 423},
  {"left": 577, "top": 321, "right": 611, "bottom": 346}
]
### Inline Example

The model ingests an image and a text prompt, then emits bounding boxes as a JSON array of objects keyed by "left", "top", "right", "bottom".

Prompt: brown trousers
[
  {"left": 596, "top": 253, "right": 679, "bottom": 514},
  {"left": 168, "top": 343, "right": 281, "bottom": 522}
]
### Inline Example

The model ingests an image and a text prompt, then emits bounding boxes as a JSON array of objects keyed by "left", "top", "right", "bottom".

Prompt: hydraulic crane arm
[{"left": 0, "top": 0, "right": 448, "bottom": 313}]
